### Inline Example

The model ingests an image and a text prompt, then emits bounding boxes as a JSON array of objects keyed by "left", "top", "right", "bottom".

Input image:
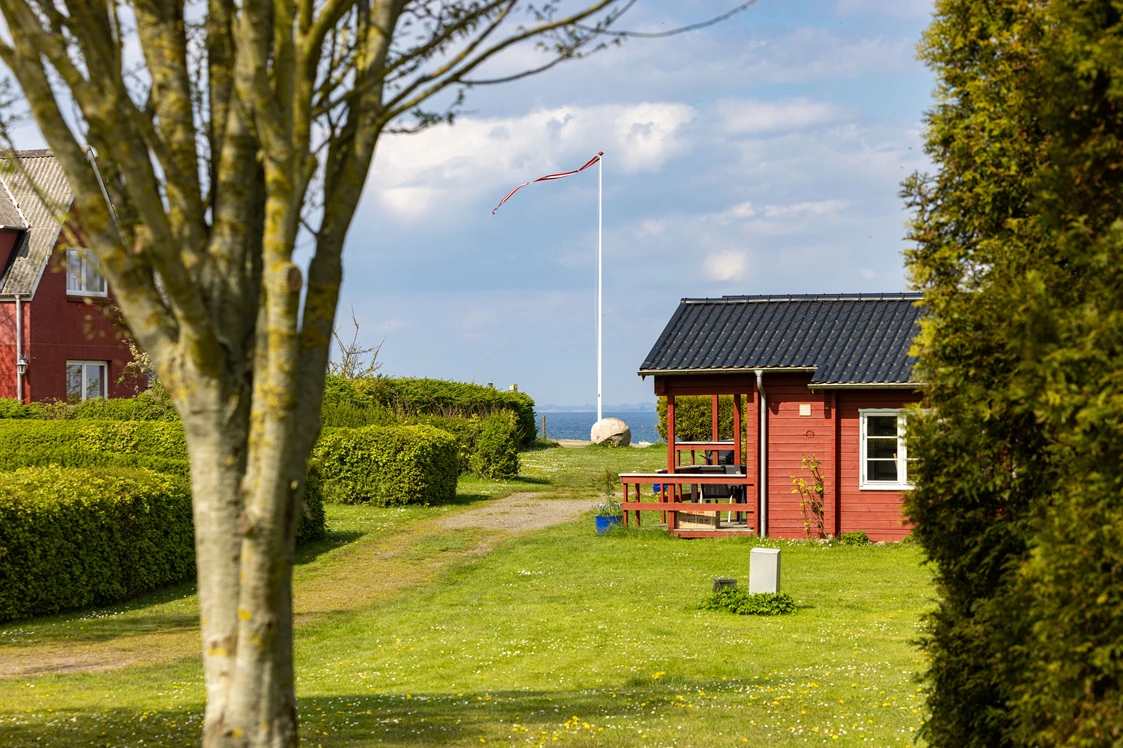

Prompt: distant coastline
[{"left": 536, "top": 403, "right": 656, "bottom": 413}]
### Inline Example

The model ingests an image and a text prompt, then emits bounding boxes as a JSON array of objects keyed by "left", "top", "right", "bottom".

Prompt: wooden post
[
  {"left": 733, "top": 393, "right": 743, "bottom": 467},
  {"left": 666, "top": 395, "right": 676, "bottom": 474},
  {"left": 622, "top": 481, "right": 629, "bottom": 527},
  {"left": 734, "top": 392, "right": 743, "bottom": 524},
  {"left": 832, "top": 391, "right": 841, "bottom": 537},
  {"left": 711, "top": 394, "right": 719, "bottom": 464},
  {"left": 541, "top": 415, "right": 546, "bottom": 441}
]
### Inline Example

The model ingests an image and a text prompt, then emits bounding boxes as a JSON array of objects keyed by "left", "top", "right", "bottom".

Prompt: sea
[{"left": 537, "top": 410, "right": 661, "bottom": 443}]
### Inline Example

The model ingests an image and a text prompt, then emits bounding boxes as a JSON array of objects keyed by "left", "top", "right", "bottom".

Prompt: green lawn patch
[{"left": 0, "top": 444, "right": 933, "bottom": 747}]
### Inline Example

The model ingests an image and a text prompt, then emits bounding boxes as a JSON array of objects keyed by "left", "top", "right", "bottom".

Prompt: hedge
[
  {"left": 313, "top": 424, "right": 458, "bottom": 506},
  {"left": 0, "top": 420, "right": 188, "bottom": 460},
  {"left": 0, "top": 390, "right": 179, "bottom": 422},
  {"left": 0, "top": 466, "right": 195, "bottom": 622},
  {"left": 657, "top": 396, "right": 745, "bottom": 442},
  {"left": 0, "top": 423, "right": 326, "bottom": 544},
  {"left": 412, "top": 412, "right": 520, "bottom": 479},
  {"left": 323, "top": 375, "right": 537, "bottom": 447}
]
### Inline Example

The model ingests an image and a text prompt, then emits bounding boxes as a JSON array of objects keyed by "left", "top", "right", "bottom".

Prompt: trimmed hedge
[
  {"left": 0, "top": 420, "right": 188, "bottom": 460},
  {"left": 0, "top": 466, "right": 195, "bottom": 622},
  {"left": 470, "top": 411, "right": 519, "bottom": 479},
  {"left": 0, "top": 422, "right": 326, "bottom": 544},
  {"left": 412, "top": 412, "right": 520, "bottom": 479},
  {"left": 0, "top": 390, "right": 179, "bottom": 422},
  {"left": 313, "top": 425, "right": 458, "bottom": 506},
  {"left": 323, "top": 375, "right": 537, "bottom": 447}
]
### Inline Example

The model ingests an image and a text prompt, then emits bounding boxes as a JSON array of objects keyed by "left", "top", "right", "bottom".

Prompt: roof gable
[
  {"left": 639, "top": 293, "right": 924, "bottom": 386},
  {"left": 0, "top": 150, "right": 75, "bottom": 297}
]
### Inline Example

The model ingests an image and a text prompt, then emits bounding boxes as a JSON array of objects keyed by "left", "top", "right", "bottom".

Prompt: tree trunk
[{"left": 177, "top": 371, "right": 305, "bottom": 748}]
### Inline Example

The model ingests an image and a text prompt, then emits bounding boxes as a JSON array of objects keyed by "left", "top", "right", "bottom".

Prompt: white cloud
[
  {"left": 858, "top": 268, "right": 877, "bottom": 279},
  {"left": 702, "top": 249, "right": 750, "bottom": 282},
  {"left": 762, "top": 200, "right": 847, "bottom": 218},
  {"left": 715, "top": 98, "right": 845, "bottom": 136},
  {"left": 366, "top": 102, "right": 696, "bottom": 222}
]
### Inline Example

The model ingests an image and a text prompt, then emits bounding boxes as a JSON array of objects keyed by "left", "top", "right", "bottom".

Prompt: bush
[
  {"left": 66, "top": 389, "right": 180, "bottom": 421},
  {"left": 657, "top": 396, "right": 744, "bottom": 442},
  {"left": 323, "top": 375, "right": 537, "bottom": 446},
  {"left": 313, "top": 425, "right": 458, "bottom": 506},
  {"left": 0, "top": 420, "right": 188, "bottom": 459},
  {"left": 840, "top": 531, "right": 870, "bottom": 546},
  {"left": 0, "top": 424, "right": 326, "bottom": 544},
  {"left": 321, "top": 403, "right": 397, "bottom": 429},
  {"left": 0, "top": 399, "right": 34, "bottom": 419},
  {"left": 469, "top": 411, "right": 520, "bottom": 479},
  {"left": 698, "top": 587, "right": 796, "bottom": 616},
  {"left": 0, "top": 466, "right": 195, "bottom": 622}
]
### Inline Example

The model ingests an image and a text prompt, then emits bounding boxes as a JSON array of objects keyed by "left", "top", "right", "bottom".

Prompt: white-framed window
[
  {"left": 859, "top": 409, "right": 913, "bottom": 490},
  {"left": 66, "top": 361, "right": 107, "bottom": 402},
  {"left": 66, "top": 248, "right": 107, "bottom": 296}
]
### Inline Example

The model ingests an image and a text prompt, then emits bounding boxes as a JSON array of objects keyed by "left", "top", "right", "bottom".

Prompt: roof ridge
[{"left": 679, "top": 293, "right": 922, "bottom": 305}]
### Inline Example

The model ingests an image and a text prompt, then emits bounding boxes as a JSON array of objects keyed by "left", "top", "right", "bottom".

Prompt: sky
[
  {"left": 345, "top": 0, "right": 937, "bottom": 407},
  {"left": 8, "top": 0, "right": 939, "bottom": 409}
]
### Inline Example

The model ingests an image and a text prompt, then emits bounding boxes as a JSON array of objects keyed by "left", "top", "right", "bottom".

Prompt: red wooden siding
[
  {"left": 836, "top": 390, "right": 921, "bottom": 541},
  {"left": 24, "top": 238, "right": 135, "bottom": 402}
]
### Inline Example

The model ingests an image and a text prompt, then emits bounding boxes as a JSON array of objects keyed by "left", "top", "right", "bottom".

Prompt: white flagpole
[{"left": 597, "top": 152, "right": 603, "bottom": 423}]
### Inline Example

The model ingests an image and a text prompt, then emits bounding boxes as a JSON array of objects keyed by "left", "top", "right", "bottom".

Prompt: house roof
[
  {"left": 638, "top": 293, "right": 924, "bottom": 386},
  {"left": 0, "top": 150, "right": 76, "bottom": 297}
]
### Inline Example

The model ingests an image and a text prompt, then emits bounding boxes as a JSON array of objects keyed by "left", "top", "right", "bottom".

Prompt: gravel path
[{"left": 435, "top": 493, "right": 597, "bottom": 533}]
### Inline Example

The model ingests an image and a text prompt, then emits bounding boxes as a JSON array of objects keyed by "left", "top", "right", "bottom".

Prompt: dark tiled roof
[
  {"left": 0, "top": 151, "right": 75, "bottom": 296},
  {"left": 639, "top": 293, "right": 924, "bottom": 386}
]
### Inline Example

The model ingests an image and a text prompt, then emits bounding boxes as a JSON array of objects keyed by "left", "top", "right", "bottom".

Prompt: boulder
[{"left": 590, "top": 417, "right": 631, "bottom": 447}]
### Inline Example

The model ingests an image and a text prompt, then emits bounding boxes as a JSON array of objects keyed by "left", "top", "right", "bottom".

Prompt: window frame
[
  {"left": 66, "top": 360, "right": 108, "bottom": 402},
  {"left": 859, "top": 408, "right": 913, "bottom": 491},
  {"left": 65, "top": 247, "right": 107, "bottom": 297}
]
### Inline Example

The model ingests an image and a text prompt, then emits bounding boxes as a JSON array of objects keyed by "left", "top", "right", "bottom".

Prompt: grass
[{"left": 0, "top": 445, "right": 934, "bottom": 746}]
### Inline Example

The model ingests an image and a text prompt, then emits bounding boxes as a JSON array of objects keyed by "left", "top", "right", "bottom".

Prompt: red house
[
  {"left": 628, "top": 293, "right": 922, "bottom": 542},
  {"left": 0, "top": 150, "right": 135, "bottom": 404}
]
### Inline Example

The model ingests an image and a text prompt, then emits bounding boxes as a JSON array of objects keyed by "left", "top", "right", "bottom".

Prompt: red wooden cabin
[
  {"left": 624, "top": 294, "right": 922, "bottom": 541},
  {"left": 0, "top": 150, "right": 135, "bottom": 404}
]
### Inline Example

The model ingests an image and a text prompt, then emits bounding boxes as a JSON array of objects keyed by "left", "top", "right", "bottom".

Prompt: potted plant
[{"left": 595, "top": 500, "right": 624, "bottom": 534}]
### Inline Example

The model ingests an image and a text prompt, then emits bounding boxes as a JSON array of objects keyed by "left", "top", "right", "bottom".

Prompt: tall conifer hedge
[{"left": 906, "top": 1, "right": 1123, "bottom": 744}]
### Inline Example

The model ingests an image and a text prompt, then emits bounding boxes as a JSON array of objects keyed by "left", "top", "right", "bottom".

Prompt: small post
[
  {"left": 541, "top": 415, "right": 546, "bottom": 440},
  {"left": 749, "top": 548, "right": 781, "bottom": 594}
]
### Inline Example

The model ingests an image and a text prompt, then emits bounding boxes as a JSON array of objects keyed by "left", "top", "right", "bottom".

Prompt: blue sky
[
  {"left": 9, "top": 0, "right": 938, "bottom": 408},
  {"left": 351, "top": 0, "right": 937, "bottom": 406}
]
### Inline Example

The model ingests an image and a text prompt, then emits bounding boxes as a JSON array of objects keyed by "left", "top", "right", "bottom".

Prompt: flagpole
[{"left": 597, "top": 152, "right": 603, "bottom": 423}]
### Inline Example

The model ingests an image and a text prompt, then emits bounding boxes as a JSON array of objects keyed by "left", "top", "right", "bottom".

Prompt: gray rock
[{"left": 590, "top": 417, "right": 631, "bottom": 447}]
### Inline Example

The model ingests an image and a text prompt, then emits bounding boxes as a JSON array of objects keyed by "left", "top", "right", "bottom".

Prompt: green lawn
[{"left": 0, "top": 446, "right": 933, "bottom": 746}]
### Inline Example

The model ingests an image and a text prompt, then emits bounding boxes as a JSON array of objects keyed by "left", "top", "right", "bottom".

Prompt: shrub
[
  {"left": 313, "top": 425, "right": 458, "bottom": 506},
  {"left": 321, "top": 403, "right": 396, "bottom": 429},
  {"left": 469, "top": 411, "right": 520, "bottom": 479},
  {"left": 0, "top": 425, "right": 326, "bottom": 544},
  {"left": 0, "top": 399, "right": 34, "bottom": 419},
  {"left": 840, "top": 531, "right": 870, "bottom": 546},
  {"left": 698, "top": 587, "right": 796, "bottom": 616},
  {"left": 0, "top": 466, "right": 195, "bottom": 622},
  {"left": 657, "top": 396, "right": 744, "bottom": 442},
  {"left": 0, "top": 420, "right": 188, "bottom": 460},
  {"left": 67, "top": 389, "right": 179, "bottom": 421},
  {"left": 323, "top": 375, "right": 537, "bottom": 446}
]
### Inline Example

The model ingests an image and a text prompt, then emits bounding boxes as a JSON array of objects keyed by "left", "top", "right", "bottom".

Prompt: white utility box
[{"left": 749, "top": 547, "right": 781, "bottom": 594}]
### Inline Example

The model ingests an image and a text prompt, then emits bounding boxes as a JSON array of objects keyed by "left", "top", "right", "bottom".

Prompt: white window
[
  {"left": 859, "top": 409, "right": 913, "bottom": 490},
  {"left": 66, "top": 248, "right": 107, "bottom": 296},
  {"left": 66, "top": 361, "right": 107, "bottom": 402}
]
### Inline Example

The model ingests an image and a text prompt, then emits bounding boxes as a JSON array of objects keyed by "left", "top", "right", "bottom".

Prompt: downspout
[
  {"left": 755, "top": 369, "right": 767, "bottom": 538},
  {"left": 15, "top": 294, "right": 22, "bottom": 403}
]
